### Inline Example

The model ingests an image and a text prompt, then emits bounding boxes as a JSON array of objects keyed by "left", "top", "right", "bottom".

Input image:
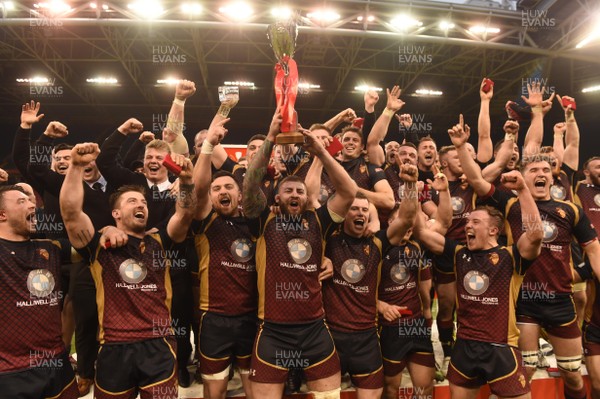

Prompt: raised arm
[
  {"left": 96, "top": 118, "right": 144, "bottom": 188},
  {"left": 412, "top": 205, "right": 446, "bottom": 255},
  {"left": 123, "top": 131, "right": 154, "bottom": 169},
  {"left": 164, "top": 79, "right": 196, "bottom": 156},
  {"left": 552, "top": 122, "right": 565, "bottom": 166},
  {"left": 427, "top": 166, "right": 452, "bottom": 233},
  {"left": 60, "top": 144, "right": 97, "bottom": 249},
  {"left": 477, "top": 78, "right": 494, "bottom": 163},
  {"left": 481, "top": 120, "right": 518, "bottom": 183},
  {"left": 242, "top": 109, "right": 280, "bottom": 218},
  {"left": 305, "top": 155, "right": 324, "bottom": 209},
  {"left": 502, "top": 170, "right": 543, "bottom": 259},
  {"left": 557, "top": 95, "right": 579, "bottom": 171},
  {"left": 387, "top": 164, "right": 418, "bottom": 245},
  {"left": 522, "top": 82, "right": 554, "bottom": 157},
  {"left": 166, "top": 155, "right": 196, "bottom": 243},
  {"left": 323, "top": 108, "right": 356, "bottom": 133},
  {"left": 301, "top": 129, "right": 358, "bottom": 217},
  {"left": 448, "top": 116, "right": 492, "bottom": 197},
  {"left": 193, "top": 118, "right": 229, "bottom": 220},
  {"left": 13, "top": 101, "right": 45, "bottom": 186},
  {"left": 358, "top": 180, "right": 395, "bottom": 211},
  {"left": 366, "top": 86, "right": 405, "bottom": 166},
  {"left": 27, "top": 122, "right": 70, "bottom": 196}
]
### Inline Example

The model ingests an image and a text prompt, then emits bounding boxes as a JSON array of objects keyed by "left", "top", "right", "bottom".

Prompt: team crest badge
[
  {"left": 27, "top": 269, "right": 55, "bottom": 298},
  {"left": 518, "top": 374, "right": 526, "bottom": 388},
  {"left": 264, "top": 180, "right": 271, "bottom": 188},
  {"left": 488, "top": 253, "right": 499, "bottom": 265},
  {"left": 287, "top": 239, "right": 312, "bottom": 264},
  {"left": 38, "top": 249, "right": 49, "bottom": 260},
  {"left": 363, "top": 245, "right": 370, "bottom": 256},
  {"left": 119, "top": 259, "right": 147, "bottom": 284},
  {"left": 341, "top": 259, "right": 366, "bottom": 283},
  {"left": 556, "top": 208, "right": 566, "bottom": 219},
  {"left": 139, "top": 242, "right": 146, "bottom": 254},
  {"left": 404, "top": 246, "right": 411, "bottom": 257},
  {"left": 360, "top": 165, "right": 367, "bottom": 174},
  {"left": 230, "top": 238, "right": 254, "bottom": 263},
  {"left": 463, "top": 270, "right": 489, "bottom": 295}
]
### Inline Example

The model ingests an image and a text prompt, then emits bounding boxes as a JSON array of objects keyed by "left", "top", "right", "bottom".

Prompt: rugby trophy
[
  {"left": 217, "top": 85, "right": 239, "bottom": 118},
  {"left": 267, "top": 19, "right": 303, "bottom": 145}
]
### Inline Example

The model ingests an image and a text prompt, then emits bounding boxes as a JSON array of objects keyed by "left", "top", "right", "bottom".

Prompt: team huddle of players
[{"left": 1, "top": 78, "right": 599, "bottom": 399}]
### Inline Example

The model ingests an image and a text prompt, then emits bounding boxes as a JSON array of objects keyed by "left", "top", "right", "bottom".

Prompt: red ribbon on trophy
[{"left": 268, "top": 21, "right": 304, "bottom": 144}]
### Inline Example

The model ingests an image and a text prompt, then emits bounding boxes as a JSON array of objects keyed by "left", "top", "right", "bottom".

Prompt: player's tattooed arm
[
  {"left": 167, "top": 155, "right": 196, "bottom": 243},
  {"left": 243, "top": 109, "right": 280, "bottom": 218},
  {"left": 242, "top": 139, "right": 272, "bottom": 218}
]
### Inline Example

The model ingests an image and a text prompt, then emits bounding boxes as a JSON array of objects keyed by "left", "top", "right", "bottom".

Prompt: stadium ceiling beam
[
  {"left": 548, "top": 3, "right": 599, "bottom": 52},
  {"left": 1, "top": 19, "right": 599, "bottom": 65},
  {"left": 189, "top": 29, "right": 216, "bottom": 109},
  {"left": 436, "top": 49, "right": 540, "bottom": 116},
  {"left": 3, "top": 26, "right": 102, "bottom": 110},
  {"left": 100, "top": 25, "right": 159, "bottom": 113},
  {"left": 319, "top": 36, "right": 364, "bottom": 120}
]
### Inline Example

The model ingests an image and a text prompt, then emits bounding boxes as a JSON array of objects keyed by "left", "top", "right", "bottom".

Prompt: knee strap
[
  {"left": 556, "top": 355, "right": 582, "bottom": 372},
  {"left": 201, "top": 365, "right": 230, "bottom": 381},
  {"left": 522, "top": 350, "right": 538, "bottom": 367}
]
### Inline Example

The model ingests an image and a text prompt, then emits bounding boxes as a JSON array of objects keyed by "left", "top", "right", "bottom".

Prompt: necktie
[{"left": 92, "top": 182, "right": 103, "bottom": 192}]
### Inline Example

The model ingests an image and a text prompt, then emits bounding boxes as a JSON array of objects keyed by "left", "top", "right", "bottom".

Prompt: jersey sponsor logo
[
  {"left": 550, "top": 184, "right": 566, "bottom": 200},
  {"left": 287, "top": 239, "right": 312, "bottom": 264},
  {"left": 230, "top": 238, "right": 254, "bottom": 263},
  {"left": 119, "top": 259, "right": 147, "bottom": 284},
  {"left": 341, "top": 259, "right": 366, "bottom": 283},
  {"left": 391, "top": 264, "right": 410, "bottom": 285},
  {"left": 463, "top": 270, "right": 489, "bottom": 295},
  {"left": 594, "top": 194, "right": 600, "bottom": 207},
  {"left": 27, "top": 269, "right": 55, "bottom": 298},
  {"left": 542, "top": 220, "right": 558, "bottom": 242},
  {"left": 451, "top": 196, "right": 465, "bottom": 214}
]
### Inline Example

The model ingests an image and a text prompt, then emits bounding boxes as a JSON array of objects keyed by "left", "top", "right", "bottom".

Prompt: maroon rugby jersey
[
  {"left": 433, "top": 180, "right": 475, "bottom": 241},
  {"left": 321, "top": 157, "right": 387, "bottom": 203},
  {"left": 79, "top": 232, "right": 174, "bottom": 344},
  {"left": 575, "top": 181, "right": 600, "bottom": 329},
  {"left": 252, "top": 207, "right": 338, "bottom": 323},
  {"left": 486, "top": 188, "right": 597, "bottom": 295},
  {"left": 193, "top": 211, "right": 257, "bottom": 315},
  {"left": 322, "top": 229, "right": 387, "bottom": 331},
  {"left": 549, "top": 165, "right": 574, "bottom": 202},
  {"left": 575, "top": 181, "right": 600, "bottom": 236},
  {"left": 443, "top": 240, "right": 530, "bottom": 346},
  {"left": 0, "top": 239, "right": 68, "bottom": 372},
  {"left": 378, "top": 240, "right": 431, "bottom": 326}
]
